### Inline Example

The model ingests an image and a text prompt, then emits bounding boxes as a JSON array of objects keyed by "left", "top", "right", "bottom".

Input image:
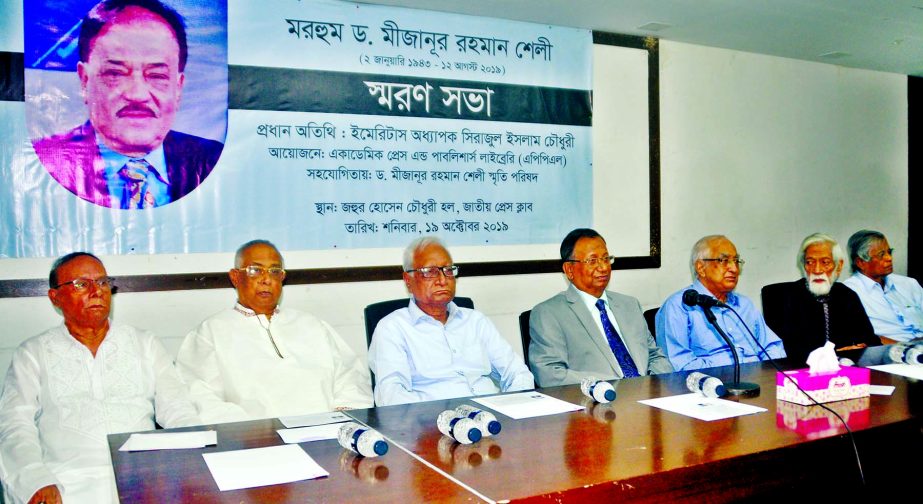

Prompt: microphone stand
[{"left": 702, "top": 306, "right": 760, "bottom": 397}]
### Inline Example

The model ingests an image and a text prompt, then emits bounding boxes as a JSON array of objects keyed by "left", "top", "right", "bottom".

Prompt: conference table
[{"left": 108, "top": 361, "right": 922, "bottom": 502}]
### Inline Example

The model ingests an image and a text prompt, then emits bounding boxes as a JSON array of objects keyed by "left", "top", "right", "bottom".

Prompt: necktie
[
  {"left": 117, "top": 159, "right": 168, "bottom": 209},
  {"left": 595, "top": 299, "right": 640, "bottom": 378}
]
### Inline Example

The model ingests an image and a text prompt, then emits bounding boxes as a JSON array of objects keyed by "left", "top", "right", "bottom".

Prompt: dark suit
[
  {"left": 529, "top": 284, "right": 674, "bottom": 387},
  {"left": 762, "top": 279, "right": 880, "bottom": 366},
  {"left": 33, "top": 121, "right": 223, "bottom": 207}
]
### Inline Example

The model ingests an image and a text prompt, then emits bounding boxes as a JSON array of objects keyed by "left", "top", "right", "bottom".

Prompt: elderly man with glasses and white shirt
[
  {"left": 176, "top": 240, "right": 372, "bottom": 424},
  {"left": 656, "top": 235, "right": 786, "bottom": 371},
  {"left": 529, "top": 228, "right": 673, "bottom": 387},
  {"left": 368, "top": 236, "right": 534, "bottom": 406}
]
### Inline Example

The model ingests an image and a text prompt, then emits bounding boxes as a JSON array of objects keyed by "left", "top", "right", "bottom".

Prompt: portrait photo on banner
[{"left": 23, "top": 0, "right": 228, "bottom": 210}]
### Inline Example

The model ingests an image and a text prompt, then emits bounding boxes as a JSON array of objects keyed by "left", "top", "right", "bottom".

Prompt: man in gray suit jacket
[{"left": 529, "top": 228, "right": 673, "bottom": 387}]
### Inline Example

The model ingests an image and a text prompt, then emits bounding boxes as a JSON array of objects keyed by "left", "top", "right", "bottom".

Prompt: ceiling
[{"left": 360, "top": 0, "right": 923, "bottom": 77}]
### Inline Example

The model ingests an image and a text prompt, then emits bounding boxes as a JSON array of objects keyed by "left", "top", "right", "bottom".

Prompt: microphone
[
  {"left": 685, "top": 371, "right": 727, "bottom": 398},
  {"left": 681, "top": 289, "right": 727, "bottom": 309},
  {"left": 888, "top": 343, "right": 923, "bottom": 365}
]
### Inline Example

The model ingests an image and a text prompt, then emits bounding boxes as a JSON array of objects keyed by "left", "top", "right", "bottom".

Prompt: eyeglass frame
[
  {"left": 236, "top": 265, "right": 286, "bottom": 278},
  {"left": 700, "top": 256, "right": 745, "bottom": 267},
  {"left": 54, "top": 276, "right": 115, "bottom": 291},
  {"left": 564, "top": 255, "right": 616, "bottom": 267},
  {"left": 405, "top": 265, "right": 460, "bottom": 279}
]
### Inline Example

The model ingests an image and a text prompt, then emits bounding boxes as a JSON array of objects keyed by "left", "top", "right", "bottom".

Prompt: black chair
[
  {"left": 518, "top": 310, "right": 532, "bottom": 369},
  {"left": 363, "top": 296, "right": 475, "bottom": 348},
  {"left": 643, "top": 307, "right": 659, "bottom": 336}
]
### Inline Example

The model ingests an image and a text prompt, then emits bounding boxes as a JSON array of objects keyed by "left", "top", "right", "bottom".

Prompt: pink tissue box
[
  {"left": 776, "top": 396, "right": 870, "bottom": 439},
  {"left": 776, "top": 366, "right": 870, "bottom": 405}
]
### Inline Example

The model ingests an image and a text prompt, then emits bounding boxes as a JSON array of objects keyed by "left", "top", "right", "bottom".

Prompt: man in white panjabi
[
  {"left": 0, "top": 252, "right": 200, "bottom": 504},
  {"left": 176, "top": 240, "right": 372, "bottom": 423}
]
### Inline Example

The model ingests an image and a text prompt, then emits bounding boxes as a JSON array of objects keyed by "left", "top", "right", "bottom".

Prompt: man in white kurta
[
  {"left": 176, "top": 240, "right": 372, "bottom": 424},
  {"left": 0, "top": 253, "right": 200, "bottom": 504}
]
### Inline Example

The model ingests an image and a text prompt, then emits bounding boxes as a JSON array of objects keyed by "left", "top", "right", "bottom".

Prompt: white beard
[{"left": 806, "top": 273, "right": 834, "bottom": 296}]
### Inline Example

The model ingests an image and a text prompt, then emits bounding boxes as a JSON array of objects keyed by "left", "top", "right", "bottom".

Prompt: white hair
[
  {"left": 234, "top": 239, "right": 282, "bottom": 268},
  {"left": 797, "top": 232, "right": 845, "bottom": 278},
  {"left": 402, "top": 236, "right": 448, "bottom": 272},
  {"left": 689, "top": 235, "right": 727, "bottom": 280}
]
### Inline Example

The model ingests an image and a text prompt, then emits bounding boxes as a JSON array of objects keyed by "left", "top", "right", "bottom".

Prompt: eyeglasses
[
  {"left": 565, "top": 255, "right": 615, "bottom": 267},
  {"left": 702, "top": 256, "right": 745, "bottom": 267},
  {"left": 804, "top": 258, "right": 835, "bottom": 269},
  {"left": 238, "top": 265, "right": 286, "bottom": 278},
  {"left": 54, "top": 276, "right": 114, "bottom": 291},
  {"left": 407, "top": 265, "right": 459, "bottom": 278}
]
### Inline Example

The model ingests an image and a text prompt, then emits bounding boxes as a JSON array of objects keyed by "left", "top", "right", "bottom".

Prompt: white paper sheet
[
  {"left": 472, "top": 392, "right": 583, "bottom": 419},
  {"left": 277, "top": 423, "right": 344, "bottom": 444},
  {"left": 638, "top": 393, "right": 768, "bottom": 421},
  {"left": 869, "top": 363, "right": 923, "bottom": 381},
  {"left": 278, "top": 411, "right": 351, "bottom": 429},
  {"left": 202, "top": 444, "right": 328, "bottom": 491},
  {"left": 118, "top": 430, "right": 217, "bottom": 452},
  {"left": 869, "top": 385, "right": 896, "bottom": 395}
]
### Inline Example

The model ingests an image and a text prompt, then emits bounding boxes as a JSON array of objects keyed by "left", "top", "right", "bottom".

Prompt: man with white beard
[{"left": 762, "top": 233, "right": 880, "bottom": 365}]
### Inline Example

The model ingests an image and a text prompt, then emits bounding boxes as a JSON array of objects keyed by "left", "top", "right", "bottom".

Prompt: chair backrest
[
  {"left": 363, "top": 297, "right": 475, "bottom": 349},
  {"left": 760, "top": 282, "right": 787, "bottom": 338},
  {"left": 518, "top": 310, "right": 532, "bottom": 369},
  {"left": 643, "top": 307, "right": 659, "bottom": 336}
]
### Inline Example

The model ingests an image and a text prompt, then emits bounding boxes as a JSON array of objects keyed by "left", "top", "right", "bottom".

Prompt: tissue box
[
  {"left": 776, "top": 366, "right": 870, "bottom": 405},
  {"left": 776, "top": 396, "right": 870, "bottom": 439}
]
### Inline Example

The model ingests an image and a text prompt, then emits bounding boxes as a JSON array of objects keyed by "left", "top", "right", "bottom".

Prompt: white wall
[{"left": 0, "top": 40, "right": 908, "bottom": 386}]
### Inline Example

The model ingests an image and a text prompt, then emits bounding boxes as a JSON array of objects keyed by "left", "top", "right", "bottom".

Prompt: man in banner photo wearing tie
[
  {"left": 32, "top": 0, "right": 223, "bottom": 209},
  {"left": 528, "top": 228, "right": 673, "bottom": 387},
  {"left": 656, "top": 234, "right": 786, "bottom": 371}
]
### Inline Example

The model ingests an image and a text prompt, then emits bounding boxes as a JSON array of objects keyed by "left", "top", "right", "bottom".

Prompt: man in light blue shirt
[
  {"left": 368, "top": 236, "right": 534, "bottom": 406},
  {"left": 656, "top": 235, "right": 786, "bottom": 371},
  {"left": 842, "top": 230, "right": 923, "bottom": 343}
]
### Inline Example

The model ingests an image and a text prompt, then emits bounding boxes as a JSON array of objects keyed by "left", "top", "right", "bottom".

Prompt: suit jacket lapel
[{"left": 565, "top": 284, "right": 620, "bottom": 375}]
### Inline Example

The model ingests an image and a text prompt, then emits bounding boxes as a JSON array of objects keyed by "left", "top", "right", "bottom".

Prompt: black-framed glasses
[
  {"left": 565, "top": 255, "right": 615, "bottom": 267},
  {"left": 238, "top": 265, "right": 286, "bottom": 278},
  {"left": 407, "top": 265, "right": 459, "bottom": 279},
  {"left": 702, "top": 257, "right": 745, "bottom": 267},
  {"left": 54, "top": 276, "right": 114, "bottom": 291}
]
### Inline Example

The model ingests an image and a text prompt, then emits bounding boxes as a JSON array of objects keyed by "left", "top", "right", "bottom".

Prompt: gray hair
[
  {"left": 49, "top": 252, "right": 102, "bottom": 288},
  {"left": 403, "top": 236, "right": 448, "bottom": 272},
  {"left": 234, "top": 239, "right": 283, "bottom": 268},
  {"left": 847, "top": 230, "right": 887, "bottom": 272},
  {"left": 797, "top": 232, "right": 845, "bottom": 277},
  {"left": 689, "top": 235, "right": 728, "bottom": 280}
]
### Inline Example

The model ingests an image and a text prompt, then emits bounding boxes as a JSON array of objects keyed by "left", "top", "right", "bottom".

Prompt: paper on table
[
  {"left": 119, "top": 430, "right": 217, "bottom": 452},
  {"left": 869, "top": 385, "right": 895, "bottom": 396},
  {"left": 278, "top": 423, "right": 344, "bottom": 444},
  {"left": 472, "top": 392, "right": 583, "bottom": 419},
  {"left": 639, "top": 393, "right": 767, "bottom": 421},
  {"left": 278, "top": 411, "right": 351, "bottom": 429},
  {"left": 202, "top": 444, "right": 328, "bottom": 491},
  {"left": 869, "top": 363, "right": 923, "bottom": 381}
]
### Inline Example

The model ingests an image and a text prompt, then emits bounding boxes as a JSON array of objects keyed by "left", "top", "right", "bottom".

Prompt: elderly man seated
[
  {"left": 176, "top": 240, "right": 372, "bottom": 423},
  {"left": 843, "top": 230, "right": 923, "bottom": 343},
  {"left": 656, "top": 235, "right": 786, "bottom": 371},
  {"left": 0, "top": 253, "right": 200, "bottom": 504},
  {"left": 762, "top": 233, "right": 879, "bottom": 365},
  {"left": 368, "top": 236, "right": 534, "bottom": 406}
]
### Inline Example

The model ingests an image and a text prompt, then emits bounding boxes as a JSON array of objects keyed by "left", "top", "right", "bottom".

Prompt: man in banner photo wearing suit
[
  {"left": 529, "top": 228, "right": 674, "bottom": 387},
  {"left": 32, "top": 0, "right": 223, "bottom": 209}
]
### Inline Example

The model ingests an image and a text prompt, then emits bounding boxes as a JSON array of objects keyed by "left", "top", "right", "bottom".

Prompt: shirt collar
[
  {"left": 573, "top": 286, "right": 606, "bottom": 308},
  {"left": 233, "top": 302, "right": 281, "bottom": 317},
  {"left": 97, "top": 135, "right": 169, "bottom": 184},
  {"left": 850, "top": 271, "right": 892, "bottom": 292},
  {"left": 692, "top": 279, "right": 739, "bottom": 307},
  {"left": 408, "top": 298, "right": 461, "bottom": 324}
]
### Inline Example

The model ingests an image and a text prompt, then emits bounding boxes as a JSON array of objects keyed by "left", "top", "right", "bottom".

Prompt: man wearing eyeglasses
[
  {"left": 0, "top": 252, "right": 199, "bottom": 504},
  {"left": 762, "top": 233, "right": 879, "bottom": 365},
  {"left": 842, "top": 230, "right": 923, "bottom": 343},
  {"left": 655, "top": 235, "right": 785, "bottom": 371},
  {"left": 529, "top": 228, "right": 673, "bottom": 387},
  {"left": 176, "top": 240, "right": 372, "bottom": 423},
  {"left": 368, "top": 236, "right": 533, "bottom": 406}
]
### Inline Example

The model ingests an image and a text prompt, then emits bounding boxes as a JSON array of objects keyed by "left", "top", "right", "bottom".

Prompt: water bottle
[
  {"left": 580, "top": 377, "right": 616, "bottom": 403},
  {"left": 454, "top": 404, "right": 502, "bottom": 436},
  {"left": 337, "top": 422, "right": 389, "bottom": 458},
  {"left": 686, "top": 371, "right": 727, "bottom": 398},
  {"left": 888, "top": 343, "right": 923, "bottom": 365},
  {"left": 436, "top": 410, "right": 482, "bottom": 444}
]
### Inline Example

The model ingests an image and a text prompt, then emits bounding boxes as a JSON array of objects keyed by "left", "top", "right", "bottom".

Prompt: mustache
[{"left": 116, "top": 104, "right": 158, "bottom": 117}]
